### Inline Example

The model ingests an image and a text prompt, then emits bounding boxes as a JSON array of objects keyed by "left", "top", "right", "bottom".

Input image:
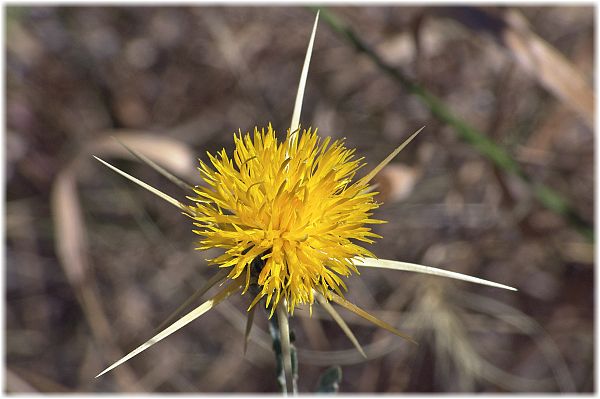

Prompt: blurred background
[{"left": 6, "top": 5, "right": 594, "bottom": 393}]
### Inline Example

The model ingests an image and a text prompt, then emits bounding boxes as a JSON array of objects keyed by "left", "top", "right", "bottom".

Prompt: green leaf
[{"left": 316, "top": 366, "right": 342, "bottom": 393}]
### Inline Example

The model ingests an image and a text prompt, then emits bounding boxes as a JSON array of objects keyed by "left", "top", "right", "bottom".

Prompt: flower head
[
  {"left": 190, "top": 125, "right": 381, "bottom": 314},
  {"left": 94, "top": 11, "right": 515, "bottom": 382}
]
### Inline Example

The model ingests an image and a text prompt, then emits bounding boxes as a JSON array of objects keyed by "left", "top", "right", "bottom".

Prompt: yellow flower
[
  {"left": 190, "top": 125, "right": 381, "bottom": 314},
  {"left": 94, "top": 11, "right": 515, "bottom": 384}
]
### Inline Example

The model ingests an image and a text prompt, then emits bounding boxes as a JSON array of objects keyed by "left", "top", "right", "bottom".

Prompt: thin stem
[
  {"left": 266, "top": 305, "right": 298, "bottom": 395},
  {"left": 277, "top": 304, "right": 293, "bottom": 395},
  {"left": 267, "top": 311, "right": 287, "bottom": 394},
  {"left": 290, "top": 320, "right": 298, "bottom": 395}
]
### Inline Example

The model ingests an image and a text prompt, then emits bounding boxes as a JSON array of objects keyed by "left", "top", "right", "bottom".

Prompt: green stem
[
  {"left": 316, "top": 7, "right": 593, "bottom": 242},
  {"left": 267, "top": 309, "right": 298, "bottom": 394},
  {"left": 267, "top": 312, "right": 287, "bottom": 394}
]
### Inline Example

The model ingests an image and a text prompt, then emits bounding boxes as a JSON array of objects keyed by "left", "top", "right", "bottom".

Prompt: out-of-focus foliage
[{"left": 6, "top": 6, "right": 593, "bottom": 393}]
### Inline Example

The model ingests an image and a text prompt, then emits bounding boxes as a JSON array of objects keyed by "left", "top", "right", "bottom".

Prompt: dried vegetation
[{"left": 6, "top": 6, "right": 593, "bottom": 393}]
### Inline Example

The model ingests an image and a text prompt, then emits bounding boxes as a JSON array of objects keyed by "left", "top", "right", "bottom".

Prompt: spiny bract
[{"left": 189, "top": 124, "right": 383, "bottom": 314}]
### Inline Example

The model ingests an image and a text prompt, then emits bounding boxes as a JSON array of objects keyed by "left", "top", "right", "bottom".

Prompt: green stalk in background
[{"left": 317, "top": 7, "right": 593, "bottom": 242}]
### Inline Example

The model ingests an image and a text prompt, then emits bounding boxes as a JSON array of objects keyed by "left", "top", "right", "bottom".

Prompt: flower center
[{"left": 190, "top": 125, "right": 381, "bottom": 313}]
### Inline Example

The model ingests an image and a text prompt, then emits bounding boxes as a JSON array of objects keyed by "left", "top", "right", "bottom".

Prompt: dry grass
[{"left": 6, "top": 6, "right": 593, "bottom": 393}]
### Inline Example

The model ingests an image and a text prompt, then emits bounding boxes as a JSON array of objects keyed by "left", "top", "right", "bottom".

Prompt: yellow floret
[{"left": 189, "top": 124, "right": 383, "bottom": 313}]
